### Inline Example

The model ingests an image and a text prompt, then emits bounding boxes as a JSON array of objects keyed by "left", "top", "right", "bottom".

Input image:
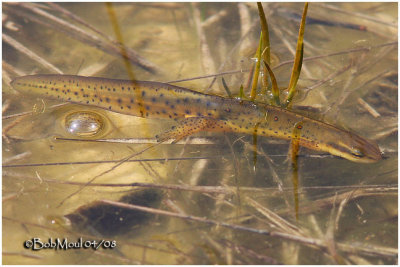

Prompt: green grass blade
[
  {"left": 283, "top": 2, "right": 308, "bottom": 108},
  {"left": 263, "top": 61, "right": 280, "bottom": 106},
  {"left": 257, "top": 2, "right": 272, "bottom": 101},
  {"left": 250, "top": 33, "right": 263, "bottom": 101},
  {"left": 239, "top": 84, "right": 245, "bottom": 99},
  {"left": 257, "top": 2, "right": 270, "bottom": 65}
]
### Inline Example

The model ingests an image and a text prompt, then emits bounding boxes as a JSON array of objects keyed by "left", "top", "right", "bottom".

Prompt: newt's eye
[{"left": 351, "top": 148, "right": 364, "bottom": 158}]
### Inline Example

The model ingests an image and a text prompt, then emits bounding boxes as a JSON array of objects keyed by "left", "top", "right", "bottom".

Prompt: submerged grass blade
[
  {"left": 257, "top": 2, "right": 270, "bottom": 65},
  {"left": 239, "top": 84, "right": 246, "bottom": 99},
  {"left": 263, "top": 61, "right": 280, "bottom": 106},
  {"left": 257, "top": 2, "right": 273, "bottom": 103},
  {"left": 284, "top": 2, "right": 308, "bottom": 108},
  {"left": 250, "top": 33, "right": 263, "bottom": 101},
  {"left": 221, "top": 77, "right": 232, "bottom": 98},
  {"left": 3, "top": 34, "right": 63, "bottom": 74},
  {"left": 105, "top": 2, "right": 136, "bottom": 82}
]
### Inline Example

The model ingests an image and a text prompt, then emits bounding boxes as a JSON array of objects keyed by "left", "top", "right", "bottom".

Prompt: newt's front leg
[{"left": 155, "top": 117, "right": 229, "bottom": 143}]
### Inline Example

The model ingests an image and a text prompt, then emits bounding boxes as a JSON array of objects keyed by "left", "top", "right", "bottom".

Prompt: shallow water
[{"left": 2, "top": 2, "right": 397, "bottom": 264}]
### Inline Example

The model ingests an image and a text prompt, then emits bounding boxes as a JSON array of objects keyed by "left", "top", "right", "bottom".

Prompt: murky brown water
[{"left": 3, "top": 2, "right": 397, "bottom": 264}]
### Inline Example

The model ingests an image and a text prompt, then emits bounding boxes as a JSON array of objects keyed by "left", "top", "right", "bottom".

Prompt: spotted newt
[{"left": 11, "top": 74, "right": 382, "bottom": 163}]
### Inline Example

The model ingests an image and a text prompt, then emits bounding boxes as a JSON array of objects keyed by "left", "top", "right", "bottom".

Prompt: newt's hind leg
[{"left": 156, "top": 117, "right": 226, "bottom": 143}]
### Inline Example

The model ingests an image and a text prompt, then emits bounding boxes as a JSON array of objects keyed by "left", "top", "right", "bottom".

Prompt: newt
[{"left": 11, "top": 74, "right": 382, "bottom": 163}]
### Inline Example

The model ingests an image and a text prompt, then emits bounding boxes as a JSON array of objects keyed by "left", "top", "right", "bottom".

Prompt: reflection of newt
[{"left": 12, "top": 74, "right": 381, "bottom": 163}]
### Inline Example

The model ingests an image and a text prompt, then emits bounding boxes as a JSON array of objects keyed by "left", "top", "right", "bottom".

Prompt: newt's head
[{"left": 327, "top": 132, "right": 382, "bottom": 163}]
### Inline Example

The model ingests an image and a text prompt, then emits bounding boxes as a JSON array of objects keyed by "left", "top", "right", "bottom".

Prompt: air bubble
[{"left": 64, "top": 111, "right": 104, "bottom": 137}]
